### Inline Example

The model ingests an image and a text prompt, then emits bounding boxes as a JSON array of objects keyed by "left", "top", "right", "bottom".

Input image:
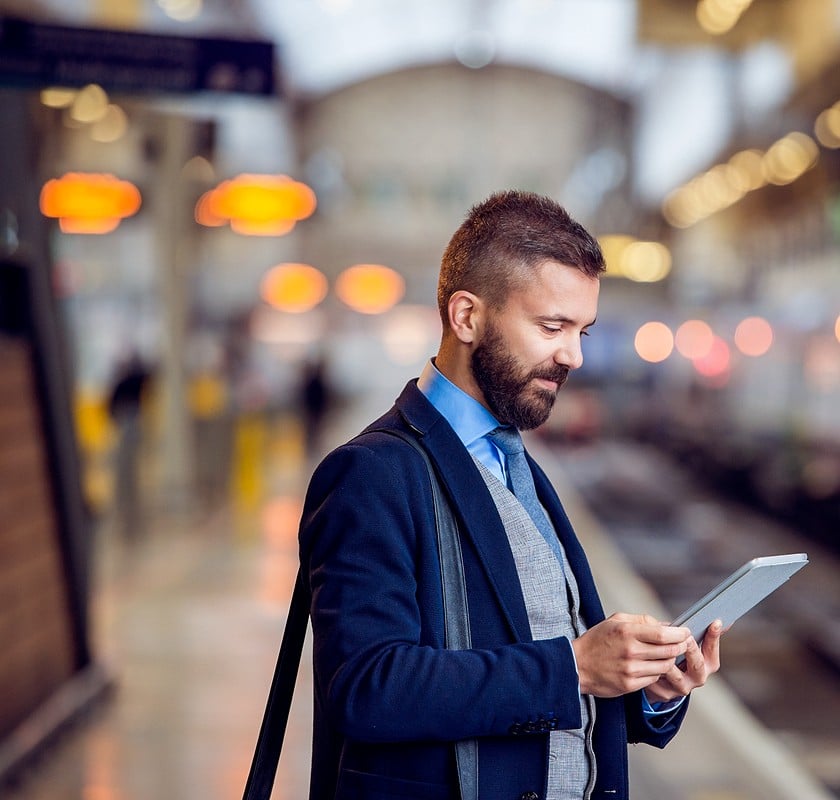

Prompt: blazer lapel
[{"left": 395, "top": 382, "right": 532, "bottom": 643}]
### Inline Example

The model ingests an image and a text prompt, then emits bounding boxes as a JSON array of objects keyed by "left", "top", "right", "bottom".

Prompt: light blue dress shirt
[{"left": 416, "top": 359, "right": 682, "bottom": 717}]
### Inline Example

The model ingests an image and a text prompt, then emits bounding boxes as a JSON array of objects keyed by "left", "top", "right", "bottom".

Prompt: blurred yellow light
[
  {"left": 675, "top": 320, "right": 714, "bottom": 360},
  {"left": 41, "top": 87, "right": 76, "bottom": 108},
  {"left": 197, "top": 174, "right": 316, "bottom": 236},
  {"left": 696, "top": 1, "right": 735, "bottom": 35},
  {"left": 728, "top": 149, "right": 766, "bottom": 191},
  {"left": 40, "top": 173, "right": 141, "bottom": 234},
  {"left": 662, "top": 189, "right": 700, "bottom": 228},
  {"left": 597, "top": 235, "right": 635, "bottom": 277},
  {"left": 693, "top": 335, "right": 731, "bottom": 378},
  {"left": 696, "top": 166, "right": 735, "bottom": 210},
  {"left": 336, "top": 264, "right": 405, "bottom": 315},
  {"left": 711, "top": 163, "right": 746, "bottom": 206},
  {"left": 158, "top": 0, "right": 203, "bottom": 21},
  {"left": 634, "top": 321, "right": 674, "bottom": 363},
  {"left": 260, "top": 263, "right": 328, "bottom": 313},
  {"left": 696, "top": 0, "right": 752, "bottom": 34},
  {"left": 722, "top": 161, "right": 751, "bottom": 195},
  {"left": 734, "top": 316, "right": 773, "bottom": 356},
  {"left": 90, "top": 104, "right": 128, "bottom": 143},
  {"left": 70, "top": 84, "right": 109, "bottom": 123},
  {"left": 621, "top": 241, "right": 672, "bottom": 283},
  {"left": 762, "top": 133, "right": 818, "bottom": 185},
  {"left": 815, "top": 106, "right": 840, "bottom": 149}
]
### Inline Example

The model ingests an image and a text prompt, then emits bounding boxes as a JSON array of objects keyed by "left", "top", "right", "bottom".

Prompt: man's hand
[
  {"left": 643, "top": 620, "right": 724, "bottom": 704},
  {"left": 571, "top": 613, "right": 692, "bottom": 697}
]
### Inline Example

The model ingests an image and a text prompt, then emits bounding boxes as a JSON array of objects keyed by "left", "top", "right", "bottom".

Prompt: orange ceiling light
[
  {"left": 40, "top": 172, "right": 141, "bottom": 234},
  {"left": 260, "top": 263, "right": 328, "bottom": 313},
  {"left": 335, "top": 264, "right": 405, "bottom": 315},
  {"left": 195, "top": 174, "right": 316, "bottom": 236}
]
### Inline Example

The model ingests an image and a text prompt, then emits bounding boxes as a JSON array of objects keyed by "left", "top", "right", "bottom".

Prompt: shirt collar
[{"left": 418, "top": 359, "right": 501, "bottom": 448}]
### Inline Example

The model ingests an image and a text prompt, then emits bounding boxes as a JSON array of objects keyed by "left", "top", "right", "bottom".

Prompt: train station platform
[{"left": 2, "top": 390, "right": 835, "bottom": 800}]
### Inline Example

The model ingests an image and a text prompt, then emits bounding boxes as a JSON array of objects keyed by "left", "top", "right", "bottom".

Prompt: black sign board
[{"left": 0, "top": 16, "right": 276, "bottom": 96}]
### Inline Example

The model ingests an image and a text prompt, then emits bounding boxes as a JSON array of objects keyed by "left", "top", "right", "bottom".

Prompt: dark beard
[{"left": 471, "top": 322, "right": 569, "bottom": 430}]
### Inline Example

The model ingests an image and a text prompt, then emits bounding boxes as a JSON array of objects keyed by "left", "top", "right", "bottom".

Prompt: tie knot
[{"left": 487, "top": 426, "right": 524, "bottom": 456}]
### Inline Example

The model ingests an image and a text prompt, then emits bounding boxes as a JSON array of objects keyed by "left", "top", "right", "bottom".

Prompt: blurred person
[
  {"left": 298, "top": 191, "right": 723, "bottom": 800},
  {"left": 107, "top": 352, "right": 152, "bottom": 539},
  {"left": 297, "top": 352, "right": 333, "bottom": 458}
]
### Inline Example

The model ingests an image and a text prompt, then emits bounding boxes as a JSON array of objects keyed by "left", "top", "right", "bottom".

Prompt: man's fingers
[
  {"left": 637, "top": 623, "right": 692, "bottom": 646},
  {"left": 700, "top": 620, "right": 723, "bottom": 673},
  {"left": 682, "top": 636, "right": 706, "bottom": 674}
]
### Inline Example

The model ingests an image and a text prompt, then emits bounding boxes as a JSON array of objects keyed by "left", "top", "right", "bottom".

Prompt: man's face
[{"left": 470, "top": 260, "right": 599, "bottom": 430}]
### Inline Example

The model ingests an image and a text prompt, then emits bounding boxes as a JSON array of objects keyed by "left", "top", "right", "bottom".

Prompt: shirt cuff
[{"left": 642, "top": 691, "right": 686, "bottom": 715}]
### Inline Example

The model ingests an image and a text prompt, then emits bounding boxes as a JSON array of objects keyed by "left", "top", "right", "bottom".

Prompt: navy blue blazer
[{"left": 298, "top": 380, "right": 687, "bottom": 800}]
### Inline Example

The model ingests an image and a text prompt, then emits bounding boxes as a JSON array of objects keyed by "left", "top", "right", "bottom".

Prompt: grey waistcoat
[{"left": 472, "top": 457, "right": 597, "bottom": 800}]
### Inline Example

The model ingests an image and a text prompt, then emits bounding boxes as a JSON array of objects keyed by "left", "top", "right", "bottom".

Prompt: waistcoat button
[{"left": 518, "top": 792, "right": 539, "bottom": 800}]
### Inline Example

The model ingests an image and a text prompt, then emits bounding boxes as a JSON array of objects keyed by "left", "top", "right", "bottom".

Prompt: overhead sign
[{"left": 0, "top": 16, "right": 276, "bottom": 96}]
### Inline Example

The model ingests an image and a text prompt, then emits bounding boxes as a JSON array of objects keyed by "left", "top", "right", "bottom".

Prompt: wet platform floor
[{"left": 2, "top": 399, "right": 836, "bottom": 800}]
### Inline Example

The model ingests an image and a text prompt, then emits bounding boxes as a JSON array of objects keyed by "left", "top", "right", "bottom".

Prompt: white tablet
[{"left": 671, "top": 553, "right": 808, "bottom": 661}]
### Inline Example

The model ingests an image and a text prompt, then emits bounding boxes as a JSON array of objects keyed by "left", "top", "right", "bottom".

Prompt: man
[{"left": 298, "top": 190, "right": 722, "bottom": 800}]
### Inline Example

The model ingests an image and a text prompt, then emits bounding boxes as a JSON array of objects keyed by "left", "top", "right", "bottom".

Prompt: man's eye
[{"left": 541, "top": 325, "right": 560, "bottom": 334}]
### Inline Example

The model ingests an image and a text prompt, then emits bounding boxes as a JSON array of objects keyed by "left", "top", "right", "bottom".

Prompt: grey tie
[{"left": 487, "top": 427, "right": 565, "bottom": 565}]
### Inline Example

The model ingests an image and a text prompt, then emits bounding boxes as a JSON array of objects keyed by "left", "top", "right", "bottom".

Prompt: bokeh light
[
  {"left": 675, "top": 319, "right": 714, "bottom": 360},
  {"left": 260, "top": 263, "right": 328, "bottom": 313},
  {"left": 598, "top": 236, "right": 671, "bottom": 282},
  {"left": 336, "top": 264, "right": 405, "bottom": 314},
  {"left": 40, "top": 173, "right": 142, "bottom": 234},
  {"left": 693, "top": 335, "right": 731, "bottom": 378},
  {"left": 815, "top": 104, "right": 840, "bottom": 149},
  {"left": 762, "top": 132, "right": 819, "bottom": 186},
  {"left": 734, "top": 316, "right": 773, "bottom": 357},
  {"left": 70, "top": 84, "right": 110, "bottom": 124},
  {"left": 196, "top": 174, "right": 316, "bottom": 235},
  {"left": 634, "top": 321, "right": 674, "bottom": 363},
  {"left": 621, "top": 241, "right": 672, "bottom": 282}
]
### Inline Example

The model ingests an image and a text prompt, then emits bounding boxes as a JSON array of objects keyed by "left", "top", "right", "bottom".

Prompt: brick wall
[{"left": 0, "top": 336, "right": 76, "bottom": 738}]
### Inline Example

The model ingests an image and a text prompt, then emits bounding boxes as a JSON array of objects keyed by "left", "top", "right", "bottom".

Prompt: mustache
[{"left": 528, "top": 365, "right": 569, "bottom": 388}]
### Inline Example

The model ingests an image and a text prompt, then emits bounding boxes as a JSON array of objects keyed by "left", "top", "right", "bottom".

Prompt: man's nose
[{"left": 556, "top": 338, "right": 584, "bottom": 370}]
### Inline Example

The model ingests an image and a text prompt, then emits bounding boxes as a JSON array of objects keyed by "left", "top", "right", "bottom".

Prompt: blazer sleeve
[
  {"left": 624, "top": 690, "right": 689, "bottom": 748},
  {"left": 299, "top": 438, "right": 586, "bottom": 744}
]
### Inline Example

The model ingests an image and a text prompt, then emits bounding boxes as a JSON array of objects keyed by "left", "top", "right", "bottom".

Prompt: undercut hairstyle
[{"left": 437, "top": 190, "right": 606, "bottom": 324}]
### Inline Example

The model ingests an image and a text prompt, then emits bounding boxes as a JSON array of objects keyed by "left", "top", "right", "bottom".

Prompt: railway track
[{"left": 548, "top": 436, "right": 840, "bottom": 797}]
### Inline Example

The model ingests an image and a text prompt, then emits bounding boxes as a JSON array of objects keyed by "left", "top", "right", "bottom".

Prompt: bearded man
[{"left": 298, "top": 190, "right": 723, "bottom": 800}]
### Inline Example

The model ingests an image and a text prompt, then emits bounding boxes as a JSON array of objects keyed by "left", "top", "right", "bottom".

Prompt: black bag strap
[
  {"left": 242, "top": 427, "right": 478, "bottom": 800},
  {"left": 242, "top": 568, "right": 309, "bottom": 800},
  {"left": 380, "top": 429, "right": 478, "bottom": 800}
]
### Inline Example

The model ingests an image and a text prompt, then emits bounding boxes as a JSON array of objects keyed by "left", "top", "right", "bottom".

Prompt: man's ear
[{"left": 447, "top": 291, "right": 483, "bottom": 344}]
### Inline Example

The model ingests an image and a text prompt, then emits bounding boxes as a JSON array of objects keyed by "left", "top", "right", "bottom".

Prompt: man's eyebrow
[{"left": 538, "top": 314, "right": 598, "bottom": 327}]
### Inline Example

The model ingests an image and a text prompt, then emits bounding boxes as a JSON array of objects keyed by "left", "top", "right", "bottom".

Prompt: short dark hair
[{"left": 437, "top": 190, "right": 605, "bottom": 323}]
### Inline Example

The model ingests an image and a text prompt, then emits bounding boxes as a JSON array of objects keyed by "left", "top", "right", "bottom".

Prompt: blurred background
[{"left": 0, "top": 1, "right": 838, "bottom": 798}]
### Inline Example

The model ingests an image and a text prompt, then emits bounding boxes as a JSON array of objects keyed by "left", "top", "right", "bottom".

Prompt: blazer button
[{"left": 518, "top": 792, "right": 539, "bottom": 800}]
